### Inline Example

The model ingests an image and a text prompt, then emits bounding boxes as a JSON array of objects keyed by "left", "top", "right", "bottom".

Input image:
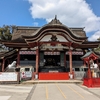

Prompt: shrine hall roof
[
  {"left": 12, "top": 26, "right": 86, "bottom": 41},
  {"left": 11, "top": 17, "right": 87, "bottom": 41},
  {"left": 1, "top": 17, "right": 100, "bottom": 49}
]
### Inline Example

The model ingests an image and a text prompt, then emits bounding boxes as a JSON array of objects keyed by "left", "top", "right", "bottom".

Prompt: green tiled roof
[{"left": 81, "top": 51, "right": 99, "bottom": 59}]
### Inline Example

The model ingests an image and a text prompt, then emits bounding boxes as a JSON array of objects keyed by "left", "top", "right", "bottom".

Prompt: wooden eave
[
  {"left": 28, "top": 41, "right": 73, "bottom": 47},
  {"left": 0, "top": 49, "right": 18, "bottom": 59},
  {"left": 2, "top": 42, "right": 29, "bottom": 48},
  {"left": 27, "top": 40, "right": 100, "bottom": 49},
  {"left": 75, "top": 44, "right": 99, "bottom": 49},
  {"left": 70, "top": 41, "right": 100, "bottom": 49},
  {"left": 83, "top": 41, "right": 100, "bottom": 44}
]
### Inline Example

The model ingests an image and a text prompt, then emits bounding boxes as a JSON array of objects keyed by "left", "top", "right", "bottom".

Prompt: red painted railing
[
  {"left": 83, "top": 78, "right": 100, "bottom": 87},
  {"left": 92, "top": 78, "right": 100, "bottom": 87},
  {"left": 39, "top": 72, "right": 69, "bottom": 80}
]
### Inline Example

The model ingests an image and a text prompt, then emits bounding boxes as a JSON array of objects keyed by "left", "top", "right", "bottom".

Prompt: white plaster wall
[{"left": 40, "top": 35, "right": 67, "bottom": 42}]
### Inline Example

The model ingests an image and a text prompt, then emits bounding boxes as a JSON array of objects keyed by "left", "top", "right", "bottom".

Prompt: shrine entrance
[
  {"left": 38, "top": 51, "right": 69, "bottom": 80},
  {"left": 39, "top": 51, "right": 66, "bottom": 73},
  {"left": 44, "top": 55, "right": 60, "bottom": 66}
]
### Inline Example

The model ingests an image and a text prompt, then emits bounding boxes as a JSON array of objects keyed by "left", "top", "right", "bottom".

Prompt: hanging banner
[
  {"left": 19, "top": 51, "right": 36, "bottom": 55},
  {"left": 66, "top": 51, "right": 83, "bottom": 55}
]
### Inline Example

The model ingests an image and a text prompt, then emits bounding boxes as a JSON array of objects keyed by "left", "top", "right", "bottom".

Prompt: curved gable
[{"left": 22, "top": 17, "right": 87, "bottom": 44}]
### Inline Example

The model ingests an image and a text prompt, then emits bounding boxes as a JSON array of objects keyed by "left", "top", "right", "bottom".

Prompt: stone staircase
[{"left": 21, "top": 79, "right": 83, "bottom": 85}]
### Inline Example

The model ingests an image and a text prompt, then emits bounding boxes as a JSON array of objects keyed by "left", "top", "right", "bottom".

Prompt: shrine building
[{"left": 0, "top": 16, "right": 100, "bottom": 80}]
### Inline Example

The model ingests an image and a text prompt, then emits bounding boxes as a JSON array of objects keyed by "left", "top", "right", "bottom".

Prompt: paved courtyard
[
  {"left": 0, "top": 83, "right": 100, "bottom": 100},
  {"left": 0, "top": 84, "right": 33, "bottom": 100}
]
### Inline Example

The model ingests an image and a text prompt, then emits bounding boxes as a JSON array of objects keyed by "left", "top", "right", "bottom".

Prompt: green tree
[
  {"left": 97, "top": 37, "right": 100, "bottom": 41},
  {"left": 0, "top": 25, "right": 15, "bottom": 40},
  {"left": 0, "top": 25, "right": 16, "bottom": 51},
  {"left": 93, "top": 37, "right": 100, "bottom": 53}
]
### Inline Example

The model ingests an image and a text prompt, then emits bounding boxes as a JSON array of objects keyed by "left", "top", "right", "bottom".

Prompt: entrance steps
[{"left": 21, "top": 79, "right": 83, "bottom": 84}]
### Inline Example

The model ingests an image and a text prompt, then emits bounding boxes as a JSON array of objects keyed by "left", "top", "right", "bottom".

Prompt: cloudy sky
[{"left": 0, "top": 0, "right": 100, "bottom": 41}]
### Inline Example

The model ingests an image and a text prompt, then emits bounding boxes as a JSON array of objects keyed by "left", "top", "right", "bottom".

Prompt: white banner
[{"left": 0, "top": 72, "right": 18, "bottom": 81}]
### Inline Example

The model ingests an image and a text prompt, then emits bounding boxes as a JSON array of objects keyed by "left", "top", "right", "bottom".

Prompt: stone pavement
[
  {"left": 0, "top": 84, "right": 33, "bottom": 100},
  {"left": 0, "top": 96, "right": 11, "bottom": 100},
  {"left": 0, "top": 80, "right": 100, "bottom": 100},
  {"left": 28, "top": 83, "right": 100, "bottom": 100},
  {"left": 79, "top": 84, "right": 100, "bottom": 98}
]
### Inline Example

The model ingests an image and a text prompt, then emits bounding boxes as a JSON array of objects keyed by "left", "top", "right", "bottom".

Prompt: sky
[{"left": 0, "top": 0, "right": 100, "bottom": 41}]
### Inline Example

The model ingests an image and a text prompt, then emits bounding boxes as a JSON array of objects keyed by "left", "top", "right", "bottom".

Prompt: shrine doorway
[
  {"left": 39, "top": 51, "right": 66, "bottom": 72},
  {"left": 44, "top": 55, "right": 60, "bottom": 66}
]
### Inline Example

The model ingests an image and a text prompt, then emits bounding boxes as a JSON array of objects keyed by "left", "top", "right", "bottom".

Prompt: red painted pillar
[
  {"left": 17, "top": 49, "right": 20, "bottom": 66},
  {"left": 32, "top": 46, "right": 39, "bottom": 80},
  {"left": 69, "top": 50, "right": 72, "bottom": 74},
  {"left": 87, "top": 61, "right": 92, "bottom": 87},
  {"left": 2, "top": 58, "right": 5, "bottom": 72},
  {"left": 36, "top": 48, "right": 39, "bottom": 74},
  {"left": 87, "top": 61, "right": 92, "bottom": 78}
]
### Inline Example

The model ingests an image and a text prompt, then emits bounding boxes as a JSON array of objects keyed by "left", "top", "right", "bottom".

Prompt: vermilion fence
[
  {"left": 39, "top": 72, "right": 69, "bottom": 80},
  {"left": 83, "top": 78, "right": 100, "bottom": 87}
]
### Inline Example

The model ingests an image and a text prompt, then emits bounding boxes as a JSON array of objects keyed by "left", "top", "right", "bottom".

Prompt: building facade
[{"left": 1, "top": 17, "right": 100, "bottom": 79}]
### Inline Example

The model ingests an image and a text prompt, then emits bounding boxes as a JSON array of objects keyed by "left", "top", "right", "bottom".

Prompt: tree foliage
[
  {"left": 93, "top": 37, "right": 100, "bottom": 53},
  {"left": 0, "top": 25, "right": 16, "bottom": 51},
  {"left": 0, "top": 25, "right": 15, "bottom": 40},
  {"left": 97, "top": 37, "right": 100, "bottom": 41}
]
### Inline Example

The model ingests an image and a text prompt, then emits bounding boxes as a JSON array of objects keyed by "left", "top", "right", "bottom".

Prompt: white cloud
[
  {"left": 33, "top": 22, "right": 38, "bottom": 26},
  {"left": 28, "top": 0, "right": 100, "bottom": 41},
  {"left": 88, "top": 31, "right": 100, "bottom": 41}
]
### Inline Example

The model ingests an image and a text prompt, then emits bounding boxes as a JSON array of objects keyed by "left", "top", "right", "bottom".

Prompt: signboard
[
  {"left": 19, "top": 66, "right": 34, "bottom": 80},
  {"left": 0, "top": 72, "right": 18, "bottom": 81},
  {"left": 25, "top": 72, "right": 32, "bottom": 77},
  {"left": 21, "top": 71, "right": 32, "bottom": 79}
]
